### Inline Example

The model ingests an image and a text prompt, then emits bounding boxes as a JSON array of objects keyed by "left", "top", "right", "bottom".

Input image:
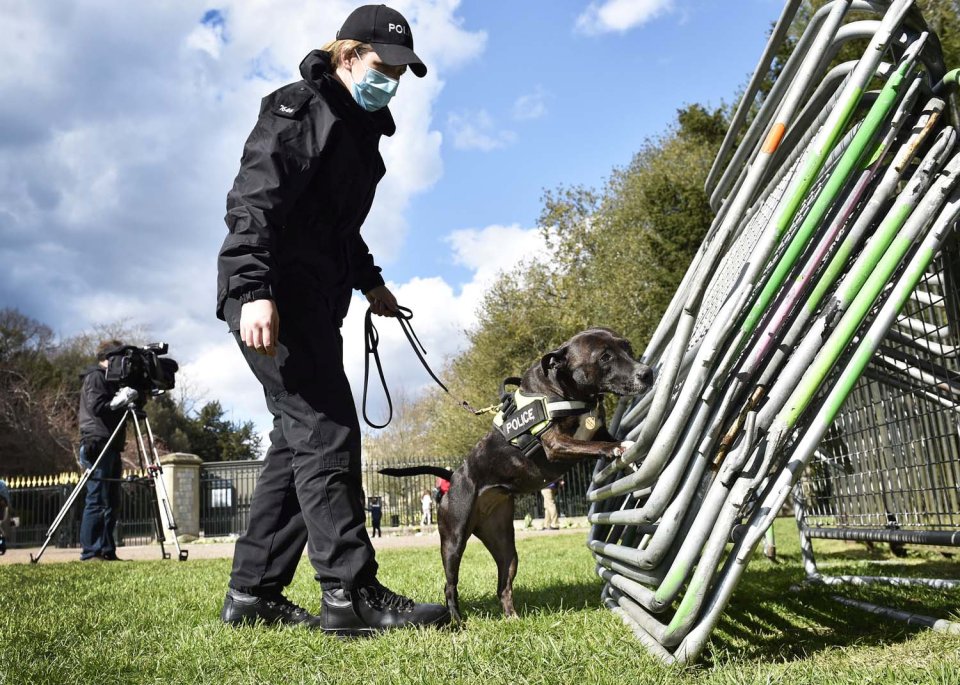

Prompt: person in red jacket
[
  {"left": 216, "top": 5, "right": 449, "bottom": 634},
  {"left": 434, "top": 476, "right": 450, "bottom": 505}
]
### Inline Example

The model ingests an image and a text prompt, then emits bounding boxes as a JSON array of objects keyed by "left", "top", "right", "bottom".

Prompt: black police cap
[{"left": 337, "top": 4, "right": 427, "bottom": 77}]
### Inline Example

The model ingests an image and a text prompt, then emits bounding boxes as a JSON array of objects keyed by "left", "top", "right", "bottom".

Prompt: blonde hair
[{"left": 321, "top": 39, "right": 372, "bottom": 69}]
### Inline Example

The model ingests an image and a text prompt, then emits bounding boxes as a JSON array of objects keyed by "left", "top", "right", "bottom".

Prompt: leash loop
[
  {"left": 362, "top": 305, "right": 496, "bottom": 429},
  {"left": 362, "top": 306, "right": 391, "bottom": 429}
]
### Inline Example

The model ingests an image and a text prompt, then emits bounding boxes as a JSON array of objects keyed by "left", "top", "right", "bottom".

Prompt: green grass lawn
[{"left": 2, "top": 518, "right": 959, "bottom": 684}]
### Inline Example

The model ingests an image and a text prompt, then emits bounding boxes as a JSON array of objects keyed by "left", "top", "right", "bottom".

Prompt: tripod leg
[
  {"left": 31, "top": 412, "right": 132, "bottom": 563},
  {"left": 132, "top": 412, "right": 188, "bottom": 561},
  {"left": 131, "top": 415, "right": 169, "bottom": 559},
  {"left": 150, "top": 487, "right": 170, "bottom": 560}
]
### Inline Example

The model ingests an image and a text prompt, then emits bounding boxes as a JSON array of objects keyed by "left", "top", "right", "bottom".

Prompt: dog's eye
[{"left": 600, "top": 352, "right": 612, "bottom": 362}]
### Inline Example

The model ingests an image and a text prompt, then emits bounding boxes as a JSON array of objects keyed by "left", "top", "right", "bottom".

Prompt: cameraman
[{"left": 77, "top": 339, "right": 137, "bottom": 562}]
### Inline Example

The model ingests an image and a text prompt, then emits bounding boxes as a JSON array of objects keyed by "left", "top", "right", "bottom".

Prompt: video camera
[{"left": 105, "top": 342, "right": 179, "bottom": 396}]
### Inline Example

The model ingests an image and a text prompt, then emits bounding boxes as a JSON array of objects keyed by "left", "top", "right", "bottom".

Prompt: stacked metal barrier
[
  {"left": 588, "top": 0, "right": 960, "bottom": 664},
  {"left": 792, "top": 245, "right": 960, "bottom": 604}
]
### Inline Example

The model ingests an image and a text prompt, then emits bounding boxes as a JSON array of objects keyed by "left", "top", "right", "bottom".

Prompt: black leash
[{"left": 362, "top": 305, "right": 498, "bottom": 428}]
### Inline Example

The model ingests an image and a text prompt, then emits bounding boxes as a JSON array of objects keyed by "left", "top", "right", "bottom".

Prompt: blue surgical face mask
[{"left": 350, "top": 52, "right": 399, "bottom": 112}]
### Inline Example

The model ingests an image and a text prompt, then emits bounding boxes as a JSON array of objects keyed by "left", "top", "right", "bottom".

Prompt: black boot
[
  {"left": 321, "top": 580, "right": 450, "bottom": 636},
  {"left": 221, "top": 588, "right": 322, "bottom": 628}
]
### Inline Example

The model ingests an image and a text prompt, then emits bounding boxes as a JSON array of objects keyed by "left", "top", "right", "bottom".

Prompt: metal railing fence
[
  {"left": 361, "top": 456, "right": 595, "bottom": 528},
  {"left": 4, "top": 477, "right": 162, "bottom": 549},
  {"left": 199, "top": 461, "right": 261, "bottom": 537},
  {"left": 3, "top": 456, "right": 597, "bottom": 547}
]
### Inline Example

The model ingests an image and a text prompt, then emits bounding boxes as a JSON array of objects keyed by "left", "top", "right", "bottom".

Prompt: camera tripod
[{"left": 30, "top": 400, "right": 189, "bottom": 563}]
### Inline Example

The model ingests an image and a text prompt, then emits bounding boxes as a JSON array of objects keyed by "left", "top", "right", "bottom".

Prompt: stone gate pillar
[{"left": 160, "top": 452, "right": 202, "bottom": 540}]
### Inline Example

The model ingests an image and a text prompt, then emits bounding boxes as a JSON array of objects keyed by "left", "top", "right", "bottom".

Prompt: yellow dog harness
[{"left": 493, "top": 382, "right": 599, "bottom": 455}]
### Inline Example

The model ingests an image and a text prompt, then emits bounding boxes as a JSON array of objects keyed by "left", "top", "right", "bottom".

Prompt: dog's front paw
[{"left": 612, "top": 440, "right": 635, "bottom": 459}]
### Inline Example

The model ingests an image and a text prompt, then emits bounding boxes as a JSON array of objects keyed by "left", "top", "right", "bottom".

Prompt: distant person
[
  {"left": 368, "top": 496, "right": 383, "bottom": 538},
  {"left": 0, "top": 479, "right": 14, "bottom": 554},
  {"left": 215, "top": 4, "right": 449, "bottom": 632},
  {"left": 434, "top": 476, "right": 450, "bottom": 505},
  {"left": 77, "top": 339, "right": 134, "bottom": 561},
  {"left": 541, "top": 480, "right": 561, "bottom": 530},
  {"left": 421, "top": 491, "right": 433, "bottom": 526}
]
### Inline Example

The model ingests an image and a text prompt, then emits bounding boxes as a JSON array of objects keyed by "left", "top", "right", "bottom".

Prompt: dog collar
[{"left": 493, "top": 389, "right": 598, "bottom": 447}]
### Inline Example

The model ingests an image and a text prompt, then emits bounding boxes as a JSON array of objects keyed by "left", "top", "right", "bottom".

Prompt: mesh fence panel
[{"left": 800, "top": 251, "right": 960, "bottom": 535}]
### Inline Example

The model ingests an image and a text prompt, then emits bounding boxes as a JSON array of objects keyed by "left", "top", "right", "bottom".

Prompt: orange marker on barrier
[{"left": 762, "top": 122, "right": 786, "bottom": 154}]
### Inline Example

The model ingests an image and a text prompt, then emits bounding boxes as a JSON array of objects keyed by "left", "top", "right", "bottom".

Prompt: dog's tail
[{"left": 379, "top": 466, "right": 454, "bottom": 480}]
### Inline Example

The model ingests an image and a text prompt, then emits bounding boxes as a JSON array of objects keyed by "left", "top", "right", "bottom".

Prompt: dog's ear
[{"left": 540, "top": 345, "right": 568, "bottom": 376}]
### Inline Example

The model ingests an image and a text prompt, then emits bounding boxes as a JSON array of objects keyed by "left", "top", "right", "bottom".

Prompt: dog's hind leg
[
  {"left": 473, "top": 495, "right": 518, "bottom": 618},
  {"left": 439, "top": 476, "right": 477, "bottom": 624}
]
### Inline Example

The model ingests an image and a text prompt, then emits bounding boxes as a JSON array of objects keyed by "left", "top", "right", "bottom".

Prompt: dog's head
[{"left": 539, "top": 327, "right": 653, "bottom": 399}]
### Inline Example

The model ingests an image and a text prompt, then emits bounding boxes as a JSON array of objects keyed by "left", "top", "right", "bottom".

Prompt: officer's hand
[
  {"left": 365, "top": 285, "right": 399, "bottom": 317},
  {"left": 240, "top": 299, "right": 280, "bottom": 356}
]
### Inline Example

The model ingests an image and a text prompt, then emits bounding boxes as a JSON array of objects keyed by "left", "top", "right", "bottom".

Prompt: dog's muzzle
[{"left": 632, "top": 364, "right": 655, "bottom": 394}]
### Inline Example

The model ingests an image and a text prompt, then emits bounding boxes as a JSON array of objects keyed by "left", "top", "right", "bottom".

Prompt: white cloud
[
  {"left": 179, "top": 338, "right": 267, "bottom": 441},
  {"left": 165, "top": 222, "right": 549, "bottom": 444},
  {"left": 185, "top": 10, "right": 227, "bottom": 60},
  {"left": 0, "top": 1, "right": 490, "bottom": 449},
  {"left": 0, "top": 1, "right": 563, "bottom": 453},
  {"left": 575, "top": 0, "right": 674, "bottom": 35},
  {"left": 0, "top": 3, "right": 59, "bottom": 93},
  {"left": 446, "top": 223, "right": 545, "bottom": 276},
  {"left": 339, "top": 223, "right": 552, "bottom": 433},
  {"left": 192, "top": 223, "right": 550, "bottom": 441},
  {"left": 363, "top": 75, "right": 445, "bottom": 262},
  {"left": 512, "top": 87, "right": 549, "bottom": 121},
  {"left": 447, "top": 110, "right": 516, "bottom": 151}
]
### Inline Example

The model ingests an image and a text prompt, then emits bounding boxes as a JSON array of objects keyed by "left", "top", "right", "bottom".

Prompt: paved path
[{"left": 0, "top": 526, "right": 587, "bottom": 566}]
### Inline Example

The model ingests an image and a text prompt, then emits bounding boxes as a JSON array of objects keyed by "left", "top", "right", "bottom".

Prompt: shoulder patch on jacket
[{"left": 272, "top": 86, "right": 312, "bottom": 119}]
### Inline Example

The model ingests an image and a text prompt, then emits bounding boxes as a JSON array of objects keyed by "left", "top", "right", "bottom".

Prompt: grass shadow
[
  {"left": 701, "top": 552, "right": 960, "bottom": 666},
  {"left": 457, "top": 576, "right": 608, "bottom": 620}
]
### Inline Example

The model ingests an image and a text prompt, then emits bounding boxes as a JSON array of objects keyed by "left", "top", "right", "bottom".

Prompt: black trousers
[{"left": 228, "top": 301, "right": 377, "bottom": 593}]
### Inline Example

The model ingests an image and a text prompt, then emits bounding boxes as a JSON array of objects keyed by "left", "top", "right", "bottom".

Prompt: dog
[{"left": 381, "top": 327, "right": 653, "bottom": 623}]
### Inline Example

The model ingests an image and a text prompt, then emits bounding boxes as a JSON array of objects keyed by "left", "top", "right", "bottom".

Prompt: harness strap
[
  {"left": 362, "top": 306, "right": 496, "bottom": 429},
  {"left": 493, "top": 386, "right": 598, "bottom": 447},
  {"left": 514, "top": 433, "right": 544, "bottom": 457},
  {"left": 545, "top": 400, "right": 595, "bottom": 417}
]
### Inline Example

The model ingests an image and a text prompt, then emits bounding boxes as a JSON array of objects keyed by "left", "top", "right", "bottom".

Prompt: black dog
[{"left": 381, "top": 327, "right": 653, "bottom": 622}]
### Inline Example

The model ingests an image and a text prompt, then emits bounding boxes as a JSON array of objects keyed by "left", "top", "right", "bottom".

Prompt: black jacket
[
  {"left": 216, "top": 50, "right": 394, "bottom": 329},
  {"left": 78, "top": 366, "right": 126, "bottom": 447}
]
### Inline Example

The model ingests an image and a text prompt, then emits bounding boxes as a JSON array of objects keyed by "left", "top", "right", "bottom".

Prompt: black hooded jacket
[
  {"left": 216, "top": 50, "right": 395, "bottom": 329},
  {"left": 78, "top": 365, "right": 126, "bottom": 448}
]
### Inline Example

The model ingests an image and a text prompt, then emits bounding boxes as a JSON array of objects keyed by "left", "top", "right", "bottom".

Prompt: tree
[
  {"left": 766, "top": 1, "right": 960, "bottom": 91},
  {"left": 144, "top": 394, "right": 193, "bottom": 454},
  {"left": 0, "top": 309, "right": 262, "bottom": 475},
  {"left": 419, "top": 104, "right": 729, "bottom": 458},
  {"left": 0, "top": 309, "right": 76, "bottom": 475},
  {"left": 180, "top": 401, "right": 261, "bottom": 462},
  {"left": 362, "top": 387, "right": 444, "bottom": 463},
  {"left": 348, "top": 1, "right": 960, "bottom": 462},
  {"left": 921, "top": 0, "right": 960, "bottom": 68}
]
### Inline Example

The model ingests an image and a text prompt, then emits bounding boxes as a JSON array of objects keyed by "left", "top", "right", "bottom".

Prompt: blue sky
[
  {"left": 400, "top": 1, "right": 783, "bottom": 286},
  {"left": 0, "top": 0, "right": 784, "bottom": 447}
]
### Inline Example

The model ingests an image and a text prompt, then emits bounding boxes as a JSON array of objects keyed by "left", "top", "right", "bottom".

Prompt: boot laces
[
  {"left": 263, "top": 594, "right": 308, "bottom": 617},
  {"left": 359, "top": 581, "right": 414, "bottom": 611}
]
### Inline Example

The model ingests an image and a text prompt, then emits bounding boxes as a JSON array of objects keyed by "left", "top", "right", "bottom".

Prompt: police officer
[{"left": 217, "top": 5, "right": 449, "bottom": 633}]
